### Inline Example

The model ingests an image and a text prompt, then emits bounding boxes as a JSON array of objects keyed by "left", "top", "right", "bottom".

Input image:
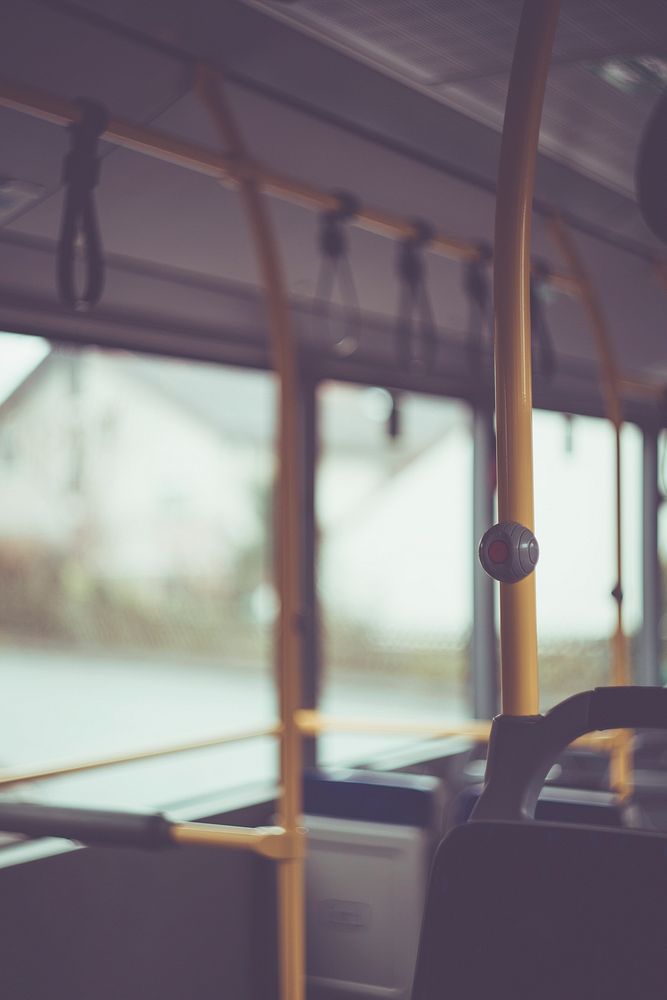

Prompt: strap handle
[
  {"left": 463, "top": 241, "right": 493, "bottom": 372},
  {"left": 395, "top": 219, "right": 437, "bottom": 369},
  {"left": 57, "top": 98, "right": 109, "bottom": 310},
  {"left": 473, "top": 686, "right": 667, "bottom": 822},
  {"left": 530, "top": 258, "right": 556, "bottom": 380},
  {"left": 315, "top": 190, "right": 361, "bottom": 355}
]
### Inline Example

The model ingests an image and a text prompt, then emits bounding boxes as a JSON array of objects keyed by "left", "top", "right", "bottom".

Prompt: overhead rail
[
  {"left": 0, "top": 76, "right": 577, "bottom": 288},
  {"left": 0, "top": 76, "right": 664, "bottom": 404}
]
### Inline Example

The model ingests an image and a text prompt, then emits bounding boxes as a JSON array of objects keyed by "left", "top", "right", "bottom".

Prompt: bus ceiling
[{"left": 0, "top": 0, "right": 666, "bottom": 420}]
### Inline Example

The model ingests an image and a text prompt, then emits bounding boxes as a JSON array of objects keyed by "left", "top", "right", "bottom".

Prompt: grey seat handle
[{"left": 472, "top": 687, "right": 667, "bottom": 823}]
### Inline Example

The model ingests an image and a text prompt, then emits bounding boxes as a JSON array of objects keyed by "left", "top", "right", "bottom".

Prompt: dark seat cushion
[{"left": 412, "top": 820, "right": 667, "bottom": 1000}]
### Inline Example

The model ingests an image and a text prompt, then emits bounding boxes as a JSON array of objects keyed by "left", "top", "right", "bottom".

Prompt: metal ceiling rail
[{"left": 0, "top": 75, "right": 576, "bottom": 286}]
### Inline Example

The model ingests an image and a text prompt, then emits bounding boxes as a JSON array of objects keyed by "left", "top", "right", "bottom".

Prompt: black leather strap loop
[
  {"left": 464, "top": 241, "right": 493, "bottom": 371},
  {"left": 530, "top": 258, "right": 556, "bottom": 380},
  {"left": 57, "top": 98, "right": 109, "bottom": 310},
  {"left": 315, "top": 190, "right": 361, "bottom": 355},
  {"left": 395, "top": 220, "right": 437, "bottom": 369}
]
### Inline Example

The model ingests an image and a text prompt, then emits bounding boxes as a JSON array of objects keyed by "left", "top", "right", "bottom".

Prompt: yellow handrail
[
  {"left": 295, "top": 710, "right": 491, "bottom": 741},
  {"left": 196, "top": 66, "right": 305, "bottom": 1000},
  {"left": 0, "top": 724, "right": 280, "bottom": 790},
  {"left": 493, "top": 0, "right": 561, "bottom": 715},
  {"left": 0, "top": 712, "right": 624, "bottom": 793},
  {"left": 294, "top": 709, "right": 619, "bottom": 753},
  {"left": 170, "top": 822, "right": 301, "bottom": 860},
  {"left": 548, "top": 215, "right": 632, "bottom": 797}
]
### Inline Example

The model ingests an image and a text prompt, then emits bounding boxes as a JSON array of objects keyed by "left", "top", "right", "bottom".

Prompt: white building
[{"left": 0, "top": 348, "right": 276, "bottom": 596}]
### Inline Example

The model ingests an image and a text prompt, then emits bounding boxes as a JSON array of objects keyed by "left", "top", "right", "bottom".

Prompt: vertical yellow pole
[
  {"left": 548, "top": 216, "right": 631, "bottom": 796},
  {"left": 494, "top": 0, "right": 561, "bottom": 715},
  {"left": 196, "top": 68, "right": 305, "bottom": 1000},
  {"left": 610, "top": 427, "right": 632, "bottom": 795}
]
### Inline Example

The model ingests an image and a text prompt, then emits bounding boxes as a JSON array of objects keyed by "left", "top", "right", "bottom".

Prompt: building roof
[{"left": 0, "top": 344, "right": 463, "bottom": 453}]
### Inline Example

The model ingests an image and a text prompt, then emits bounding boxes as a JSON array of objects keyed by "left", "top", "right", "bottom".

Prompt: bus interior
[{"left": 2, "top": 1, "right": 667, "bottom": 998}]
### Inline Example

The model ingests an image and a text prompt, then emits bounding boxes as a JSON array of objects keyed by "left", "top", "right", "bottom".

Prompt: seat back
[
  {"left": 412, "top": 819, "right": 667, "bottom": 1000},
  {"left": 413, "top": 688, "right": 667, "bottom": 999}
]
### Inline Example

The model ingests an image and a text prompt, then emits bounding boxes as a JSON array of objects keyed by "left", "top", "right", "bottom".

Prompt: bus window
[
  {"left": 534, "top": 411, "right": 642, "bottom": 709},
  {"left": 0, "top": 333, "right": 278, "bottom": 808},
  {"left": 317, "top": 382, "right": 473, "bottom": 763}
]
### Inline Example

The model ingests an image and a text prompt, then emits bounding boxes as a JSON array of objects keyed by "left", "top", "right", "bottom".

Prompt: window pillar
[
  {"left": 640, "top": 426, "right": 662, "bottom": 686},
  {"left": 471, "top": 405, "right": 499, "bottom": 717}
]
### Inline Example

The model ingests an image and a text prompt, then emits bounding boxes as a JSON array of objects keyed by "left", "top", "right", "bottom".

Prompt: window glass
[
  {"left": 533, "top": 411, "right": 642, "bottom": 709},
  {"left": 317, "top": 383, "right": 473, "bottom": 764},
  {"left": 0, "top": 335, "right": 277, "bottom": 808}
]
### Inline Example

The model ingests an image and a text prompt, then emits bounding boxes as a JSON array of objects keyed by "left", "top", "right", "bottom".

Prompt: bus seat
[
  {"left": 303, "top": 769, "right": 442, "bottom": 1000},
  {"left": 412, "top": 687, "right": 667, "bottom": 999},
  {"left": 412, "top": 820, "right": 667, "bottom": 999}
]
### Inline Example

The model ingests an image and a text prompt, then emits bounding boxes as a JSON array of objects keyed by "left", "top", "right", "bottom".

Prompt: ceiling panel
[
  {"left": 250, "top": 0, "right": 667, "bottom": 84},
  {"left": 439, "top": 60, "right": 658, "bottom": 193},
  {"left": 248, "top": 0, "right": 667, "bottom": 194},
  {"left": 3, "top": 0, "right": 188, "bottom": 117}
]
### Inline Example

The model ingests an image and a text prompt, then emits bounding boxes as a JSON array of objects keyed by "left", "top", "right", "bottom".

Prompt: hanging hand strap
[
  {"left": 57, "top": 98, "right": 109, "bottom": 310},
  {"left": 315, "top": 190, "right": 361, "bottom": 355},
  {"left": 395, "top": 220, "right": 436, "bottom": 369},
  {"left": 463, "top": 241, "right": 493, "bottom": 372},
  {"left": 530, "top": 259, "right": 556, "bottom": 380}
]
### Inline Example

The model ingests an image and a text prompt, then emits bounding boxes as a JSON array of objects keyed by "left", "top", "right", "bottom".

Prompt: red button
[{"left": 488, "top": 539, "right": 509, "bottom": 564}]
